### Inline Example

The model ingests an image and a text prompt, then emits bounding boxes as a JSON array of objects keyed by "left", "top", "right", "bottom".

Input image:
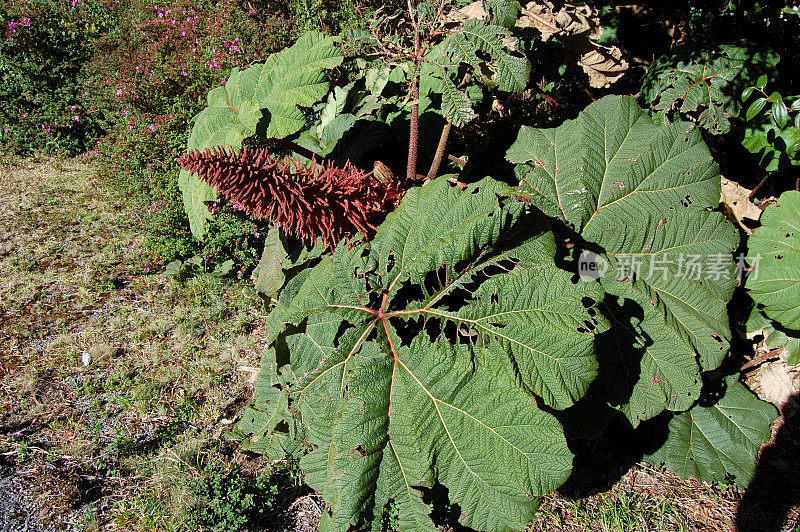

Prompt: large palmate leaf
[
  {"left": 243, "top": 177, "right": 605, "bottom": 531},
  {"left": 180, "top": 32, "right": 343, "bottom": 238},
  {"left": 747, "top": 191, "right": 800, "bottom": 331},
  {"left": 254, "top": 32, "right": 345, "bottom": 138},
  {"left": 507, "top": 95, "right": 739, "bottom": 426},
  {"left": 645, "top": 378, "right": 776, "bottom": 487},
  {"left": 641, "top": 44, "right": 779, "bottom": 135},
  {"left": 444, "top": 19, "right": 530, "bottom": 92}
]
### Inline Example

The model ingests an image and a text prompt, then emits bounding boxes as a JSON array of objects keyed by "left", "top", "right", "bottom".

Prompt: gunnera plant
[{"left": 176, "top": 2, "right": 777, "bottom": 530}]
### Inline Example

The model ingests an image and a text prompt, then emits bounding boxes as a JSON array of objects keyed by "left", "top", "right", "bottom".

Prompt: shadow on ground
[{"left": 737, "top": 395, "right": 800, "bottom": 532}]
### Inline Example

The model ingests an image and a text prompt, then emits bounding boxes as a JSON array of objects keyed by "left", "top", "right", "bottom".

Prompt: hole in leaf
[
  {"left": 385, "top": 251, "right": 396, "bottom": 274},
  {"left": 333, "top": 321, "right": 355, "bottom": 347},
  {"left": 423, "top": 317, "right": 443, "bottom": 343},
  {"left": 392, "top": 316, "right": 424, "bottom": 347},
  {"left": 387, "top": 279, "right": 424, "bottom": 312},
  {"left": 423, "top": 266, "right": 448, "bottom": 299},
  {"left": 441, "top": 319, "right": 462, "bottom": 345}
]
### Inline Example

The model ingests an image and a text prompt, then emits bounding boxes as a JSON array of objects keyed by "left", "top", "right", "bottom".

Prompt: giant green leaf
[
  {"left": 747, "top": 190, "right": 800, "bottom": 331},
  {"left": 180, "top": 32, "right": 343, "bottom": 238},
  {"left": 254, "top": 32, "right": 345, "bottom": 138},
  {"left": 242, "top": 177, "right": 604, "bottom": 531},
  {"left": 645, "top": 378, "right": 776, "bottom": 487},
  {"left": 507, "top": 95, "right": 739, "bottom": 426}
]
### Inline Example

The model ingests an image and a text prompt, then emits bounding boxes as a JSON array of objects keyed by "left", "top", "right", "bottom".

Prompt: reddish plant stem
[
  {"left": 749, "top": 173, "right": 771, "bottom": 200},
  {"left": 378, "top": 291, "right": 400, "bottom": 418},
  {"left": 406, "top": 13, "right": 421, "bottom": 182},
  {"left": 407, "top": 74, "right": 420, "bottom": 181}
]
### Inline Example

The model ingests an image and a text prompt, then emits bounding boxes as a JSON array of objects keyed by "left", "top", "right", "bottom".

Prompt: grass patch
[{"left": 0, "top": 158, "right": 283, "bottom": 530}]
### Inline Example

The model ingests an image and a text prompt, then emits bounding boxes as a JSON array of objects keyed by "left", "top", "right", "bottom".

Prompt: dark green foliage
[
  {"left": 0, "top": 0, "right": 113, "bottom": 155},
  {"left": 641, "top": 44, "right": 779, "bottom": 135},
  {"left": 740, "top": 77, "right": 800, "bottom": 172},
  {"left": 186, "top": 466, "right": 279, "bottom": 531}
]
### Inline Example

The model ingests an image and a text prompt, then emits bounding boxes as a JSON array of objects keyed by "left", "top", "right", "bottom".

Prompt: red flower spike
[{"left": 178, "top": 146, "right": 404, "bottom": 247}]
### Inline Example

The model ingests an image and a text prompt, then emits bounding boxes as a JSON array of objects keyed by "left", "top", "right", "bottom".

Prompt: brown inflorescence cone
[{"left": 178, "top": 146, "right": 404, "bottom": 247}]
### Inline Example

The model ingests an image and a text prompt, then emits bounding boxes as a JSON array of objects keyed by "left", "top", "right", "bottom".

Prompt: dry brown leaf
[
  {"left": 516, "top": 1, "right": 564, "bottom": 40},
  {"left": 576, "top": 43, "right": 628, "bottom": 88},
  {"left": 516, "top": 1, "right": 628, "bottom": 87},
  {"left": 749, "top": 360, "right": 800, "bottom": 406},
  {"left": 516, "top": 1, "right": 599, "bottom": 39},
  {"left": 720, "top": 177, "right": 762, "bottom": 233},
  {"left": 446, "top": 1, "right": 628, "bottom": 88},
  {"left": 446, "top": 1, "right": 487, "bottom": 24}
]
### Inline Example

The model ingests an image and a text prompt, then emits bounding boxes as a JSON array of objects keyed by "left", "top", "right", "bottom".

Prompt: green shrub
[
  {"left": 0, "top": 0, "right": 113, "bottom": 155},
  {"left": 89, "top": 0, "right": 289, "bottom": 271},
  {"left": 185, "top": 465, "right": 279, "bottom": 531},
  {"left": 740, "top": 76, "right": 800, "bottom": 172}
]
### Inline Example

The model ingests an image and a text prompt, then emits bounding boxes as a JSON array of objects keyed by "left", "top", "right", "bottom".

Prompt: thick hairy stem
[
  {"left": 426, "top": 121, "right": 451, "bottom": 182},
  {"left": 407, "top": 73, "right": 420, "bottom": 181},
  {"left": 405, "top": 0, "right": 421, "bottom": 183}
]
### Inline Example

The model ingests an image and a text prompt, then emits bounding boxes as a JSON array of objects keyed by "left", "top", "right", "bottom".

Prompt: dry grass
[{"left": 0, "top": 157, "right": 278, "bottom": 530}]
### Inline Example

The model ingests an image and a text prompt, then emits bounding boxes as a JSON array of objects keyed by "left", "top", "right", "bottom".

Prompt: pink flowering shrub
[
  {"left": 0, "top": 0, "right": 113, "bottom": 154},
  {"left": 86, "top": 0, "right": 291, "bottom": 122},
  {"left": 87, "top": 0, "right": 290, "bottom": 272}
]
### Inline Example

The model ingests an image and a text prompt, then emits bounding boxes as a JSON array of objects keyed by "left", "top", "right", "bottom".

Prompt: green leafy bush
[
  {"left": 0, "top": 0, "right": 113, "bottom": 155},
  {"left": 186, "top": 465, "right": 279, "bottom": 531},
  {"left": 740, "top": 76, "right": 800, "bottom": 172},
  {"left": 641, "top": 44, "right": 779, "bottom": 135}
]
